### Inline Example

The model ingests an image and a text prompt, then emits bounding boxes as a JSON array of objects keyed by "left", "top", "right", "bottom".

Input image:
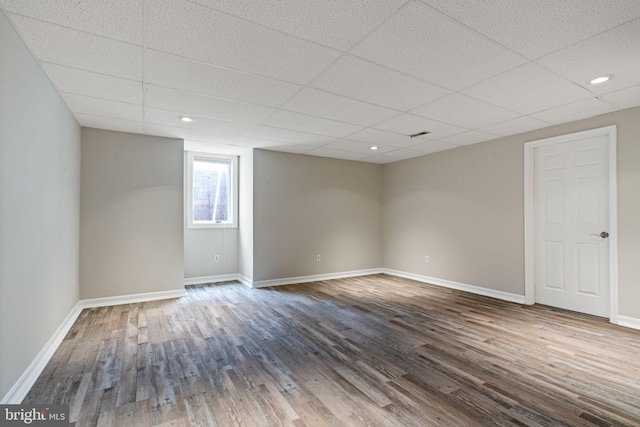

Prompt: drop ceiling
[{"left": 2, "top": 0, "right": 640, "bottom": 163}]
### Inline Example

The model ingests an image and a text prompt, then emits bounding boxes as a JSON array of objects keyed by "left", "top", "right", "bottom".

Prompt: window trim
[{"left": 186, "top": 151, "right": 238, "bottom": 229}]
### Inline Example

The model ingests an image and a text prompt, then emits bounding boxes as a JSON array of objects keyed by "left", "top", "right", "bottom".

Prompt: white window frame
[{"left": 186, "top": 151, "right": 238, "bottom": 229}]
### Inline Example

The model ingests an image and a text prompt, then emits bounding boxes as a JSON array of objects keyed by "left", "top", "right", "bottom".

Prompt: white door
[{"left": 534, "top": 134, "right": 610, "bottom": 317}]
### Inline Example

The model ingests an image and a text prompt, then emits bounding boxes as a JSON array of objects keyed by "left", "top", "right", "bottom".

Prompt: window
[{"left": 186, "top": 152, "right": 238, "bottom": 228}]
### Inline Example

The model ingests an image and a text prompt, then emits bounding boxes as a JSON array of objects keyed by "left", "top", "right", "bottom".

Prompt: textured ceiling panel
[
  {"left": 530, "top": 97, "right": 619, "bottom": 125},
  {"left": 305, "top": 147, "right": 369, "bottom": 161},
  {"left": 239, "top": 138, "right": 316, "bottom": 153},
  {"left": 440, "top": 130, "right": 498, "bottom": 146},
  {"left": 144, "top": 123, "right": 243, "bottom": 145},
  {"left": 0, "top": 0, "right": 143, "bottom": 44},
  {"left": 191, "top": 0, "right": 409, "bottom": 51},
  {"left": 146, "top": 0, "right": 340, "bottom": 85},
  {"left": 262, "top": 111, "right": 363, "bottom": 139},
  {"left": 411, "top": 93, "right": 519, "bottom": 129},
  {"left": 479, "top": 116, "right": 550, "bottom": 137},
  {"left": 351, "top": 2, "right": 526, "bottom": 90},
  {"left": 346, "top": 128, "right": 424, "bottom": 148},
  {"left": 74, "top": 114, "right": 144, "bottom": 135},
  {"left": 309, "top": 55, "right": 451, "bottom": 111},
  {"left": 462, "top": 63, "right": 594, "bottom": 115},
  {"left": 281, "top": 88, "right": 399, "bottom": 127},
  {"left": 145, "top": 85, "right": 274, "bottom": 124},
  {"left": 145, "top": 50, "right": 300, "bottom": 108},
  {"left": 537, "top": 18, "right": 640, "bottom": 95},
  {"left": 9, "top": 14, "right": 142, "bottom": 80},
  {"left": 375, "top": 114, "right": 466, "bottom": 140},
  {"left": 145, "top": 107, "right": 255, "bottom": 137},
  {"left": 62, "top": 93, "right": 142, "bottom": 121},
  {"left": 419, "top": 0, "right": 640, "bottom": 59},
  {"left": 408, "top": 140, "right": 459, "bottom": 154},
  {"left": 601, "top": 85, "right": 640, "bottom": 109},
  {"left": 42, "top": 63, "right": 142, "bottom": 105},
  {"left": 2, "top": 1, "right": 639, "bottom": 163},
  {"left": 247, "top": 126, "right": 336, "bottom": 146},
  {"left": 323, "top": 139, "right": 396, "bottom": 155}
]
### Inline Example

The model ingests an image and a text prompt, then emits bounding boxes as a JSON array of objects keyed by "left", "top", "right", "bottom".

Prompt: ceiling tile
[
  {"left": 346, "top": 128, "right": 419, "bottom": 148},
  {"left": 241, "top": 138, "right": 316, "bottom": 154},
  {"left": 74, "top": 114, "right": 144, "bottom": 135},
  {"left": 191, "top": 0, "right": 408, "bottom": 51},
  {"left": 145, "top": 85, "right": 274, "bottom": 124},
  {"left": 309, "top": 55, "right": 450, "bottom": 111},
  {"left": 361, "top": 155, "right": 402, "bottom": 164},
  {"left": 247, "top": 126, "right": 336, "bottom": 146},
  {"left": 375, "top": 114, "right": 466, "bottom": 140},
  {"left": 146, "top": 0, "right": 340, "bottom": 85},
  {"left": 9, "top": 14, "right": 142, "bottom": 80},
  {"left": 145, "top": 50, "right": 300, "bottom": 108},
  {"left": 281, "top": 88, "right": 399, "bottom": 127},
  {"left": 439, "top": 130, "right": 497, "bottom": 146},
  {"left": 529, "top": 97, "right": 619, "bottom": 125},
  {"left": 1, "top": 0, "right": 143, "bottom": 44},
  {"left": 462, "top": 62, "right": 593, "bottom": 115},
  {"left": 351, "top": 2, "right": 526, "bottom": 90},
  {"left": 537, "top": 18, "right": 640, "bottom": 95},
  {"left": 407, "top": 140, "right": 458, "bottom": 154},
  {"left": 184, "top": 140, "right": 250, "bottom": 156},
  {"left": 419, "top": 0, "right": 640, "bottom": 59},
  {"left": 262, "top": 110, "right": 363, "bottom": 138},
  {"left": 306, "top": 148, "right": 369, "bottom": 161},
  {"left": 145, "top": 123, "right": 243, "bottom": 145},
  {"left": 411, "top": 93, "right": 519, "bottom": 128},
  {"left": 42, "top": 63, "right": 142, "bottom": 105},
  {"left": 62, "top": 93, "right": 142, "bottom": 121},
  {"left": 601, "top": 85, "right": 640, "bottom": 109},
  {"left": 145, "top": 107, "right": 254, "bottom": 137},
  {"left": 323, "top": 140, "right": 395, "bottom": 155},
  {"left": 479, "top": 116, "right": 550, "bottom": 137},
  {"left": 381, "top": 148, "right": 427, "bottom": 160}
]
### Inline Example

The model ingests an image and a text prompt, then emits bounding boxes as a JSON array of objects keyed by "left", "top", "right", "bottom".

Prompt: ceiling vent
[{"left": 409, "top": 131, "right": 430, "bottom": 138}]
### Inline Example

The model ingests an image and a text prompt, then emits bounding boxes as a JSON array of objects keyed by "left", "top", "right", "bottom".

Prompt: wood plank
[{"left": 22, "top": 275, "right": 640, "bottom": 426}]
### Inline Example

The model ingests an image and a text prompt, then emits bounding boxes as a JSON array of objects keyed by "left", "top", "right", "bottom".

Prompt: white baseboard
[
  {"left": 1, "top": 301, "right": 83, "bottom": 404},
  {"left": 382, "top": 269, "right": 526, "bottom": 304},
  {"left": 617, "top": 315, "right": 640, "bottom": 330},
  {"left": 251, "top": 268, "right": 384, "bottom": 288},
  {"left": 80, "top": 288, "right": 187, "bottom": 308},
  {"left": 184, "top": 274, "right": 242, "bottom": 286},
  {"left": 238, "top": 275, "right": 253, "bottom": 288}
]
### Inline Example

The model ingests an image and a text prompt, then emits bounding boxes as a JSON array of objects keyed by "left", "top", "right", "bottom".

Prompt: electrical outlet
[
  {"left": 317, "top": 254, "right": 321, "bottom": 262},
  {"left": 424, "top": 256, "right": 430, "bottom": 264},
  {"left": 214, "top": 254, "right": 220, "bottom": 262}
]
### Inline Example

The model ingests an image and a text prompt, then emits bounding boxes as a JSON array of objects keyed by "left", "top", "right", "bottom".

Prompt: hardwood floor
[{"left": 24, "top": 274, "right": 640, "bottom": 426}]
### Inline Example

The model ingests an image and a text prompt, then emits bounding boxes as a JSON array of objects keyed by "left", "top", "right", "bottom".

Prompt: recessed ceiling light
[
  {"left": 370, "top": 146, "right": 379, "bottom": 150},
  {"left": 179, "top": 116, "right": 194, "bottom": 122},
  {"left": 588, "top": 75, "right": 613, "bottom": 85}
]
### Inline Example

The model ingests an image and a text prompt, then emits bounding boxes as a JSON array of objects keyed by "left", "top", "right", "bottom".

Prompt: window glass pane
[{"left": 192, "top": 159, "right": 231, "bottom": 223}]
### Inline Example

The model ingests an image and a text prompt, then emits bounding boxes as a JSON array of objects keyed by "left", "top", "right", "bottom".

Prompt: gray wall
[
  {"left": 0, "top": 11, "right": 80, "bottom": 400},
  {"left": 253, "top": 150, "right": 383, "bottom": 282},
  {"left": 80, "top": 128, "right": 184, "bottom": 299},
  {"left": 383, "top": 106, "right": 640, "bottom": 318},
  {"left": 184, "top": 228, "right": 238, "bottom": 279},
  {"left": 238, "top": 149, "right": 254, "bottom": 281},
  {"left": 383, "top": 136, "right": 523, "bottom": 293}
]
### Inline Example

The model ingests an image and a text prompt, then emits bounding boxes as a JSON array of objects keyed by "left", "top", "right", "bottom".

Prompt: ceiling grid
[{"left": 1, "top": 0, "right": 639, "bottom": 162}]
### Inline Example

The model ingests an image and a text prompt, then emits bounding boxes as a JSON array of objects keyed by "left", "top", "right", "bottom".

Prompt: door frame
[{"left": 524, "top": 125, "right": 618, "bottom": 323}]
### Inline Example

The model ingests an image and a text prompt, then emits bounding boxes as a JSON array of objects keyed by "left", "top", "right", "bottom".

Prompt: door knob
[{"left": 591, "top": 232, "right": 609, "bottom": 238}]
